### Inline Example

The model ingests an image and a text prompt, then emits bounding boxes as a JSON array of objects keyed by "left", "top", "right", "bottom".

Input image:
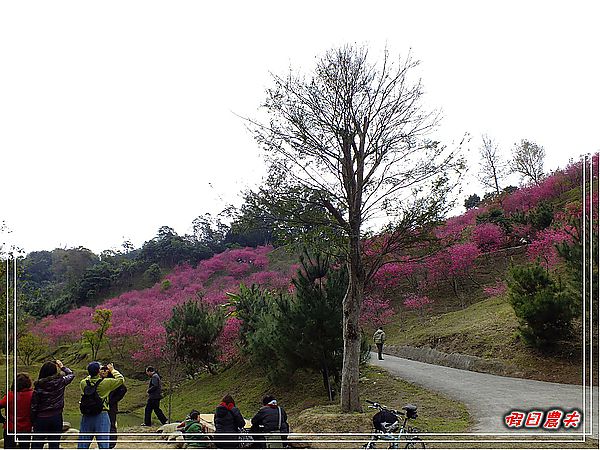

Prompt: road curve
[{"left": 370, "top": 352, "right": 597, "bottom": 438}]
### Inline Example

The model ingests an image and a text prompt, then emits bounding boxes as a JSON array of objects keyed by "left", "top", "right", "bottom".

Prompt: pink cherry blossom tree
[{"left": 403, "top": 294, "right": 433, "bottom": 321}]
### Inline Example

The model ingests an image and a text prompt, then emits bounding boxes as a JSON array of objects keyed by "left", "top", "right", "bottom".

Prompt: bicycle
[{"left": 362, "top": 400, "right": 425, "bottom": 449}]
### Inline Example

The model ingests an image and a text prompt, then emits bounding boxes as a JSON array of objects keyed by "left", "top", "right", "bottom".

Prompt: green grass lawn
[
  {"left": 0, "top": 357, "right": 471, "bottom": 436},
  {"left": 383, "top": 294, "right": 585, "bottom": 384}
]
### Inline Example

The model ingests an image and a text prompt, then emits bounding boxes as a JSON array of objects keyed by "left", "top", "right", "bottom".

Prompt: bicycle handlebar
[{"left": 365, "top": 400, "right": 405, "bottom": 417}]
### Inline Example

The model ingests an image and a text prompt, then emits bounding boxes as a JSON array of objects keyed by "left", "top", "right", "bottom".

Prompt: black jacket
[
  {"left": 108, "top": 384, "right": 128, "bottom": 411},
  {"left": 147, "top": 373, "right": 162, "bottom": 400},
  {"left": 251, "top": 405, "right": 289, "bottom": 433},
  {"left": 214, "top": 405, "right": 246, "bottom": 433},
  {"left": 30, "top": 367, "right": 75, "bottom": 419},
  {"left": 103, "top": 372, "right": 128, "bottom": 410}
]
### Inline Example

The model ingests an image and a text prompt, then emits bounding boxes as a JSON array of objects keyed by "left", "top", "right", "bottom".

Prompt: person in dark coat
[
  {"left": 30, "top": 360, "right": 75, "bottom": 449},
  {"left": 141, "top": 366, "right": 167, "bottom": 426},
  {"left": 213, "top": 394, "right": 246, "bottom": 449},
  {"left": 99, "top": 365, "right": 128, "bottom": 449},
  {"left": 250, "top": 396, "right": 289, "bottom": 449}
]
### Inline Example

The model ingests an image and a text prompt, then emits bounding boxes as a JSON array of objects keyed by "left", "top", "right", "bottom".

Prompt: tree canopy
[{"left": 250, "top": 44, "right": 464, "bottom": 411}]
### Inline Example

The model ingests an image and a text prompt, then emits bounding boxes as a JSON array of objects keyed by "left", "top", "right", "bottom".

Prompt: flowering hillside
[
  {"left": 36, "top": 246, "right": 294, "bottom": 363},
  {"left": 33, "top": 156, "right": 594, "bottom": 369},
  {"left": 368, "top": 156, "right": 594, "bottom": 309}
]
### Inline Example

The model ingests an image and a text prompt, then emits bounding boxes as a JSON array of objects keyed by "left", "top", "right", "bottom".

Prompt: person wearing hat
[
  {"left": 77, "top": 362, "right": 124, "bottom": 449},
  {"left": 30, "top": 359, "right": 75, "bottom": 449},
  {"left": 250, "top": 396, "right": 290, "bottom": 449}
]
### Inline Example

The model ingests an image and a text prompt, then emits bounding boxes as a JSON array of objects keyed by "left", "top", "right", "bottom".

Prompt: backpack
[
  {"left": 373, "top": 409, "right": 398, "bottom": 432},
  {"left": 80, "top": 379, "right": 104, "bottom": 416},
  {"left": 109, "top": 384, "right": 128, "bottom": 405}
]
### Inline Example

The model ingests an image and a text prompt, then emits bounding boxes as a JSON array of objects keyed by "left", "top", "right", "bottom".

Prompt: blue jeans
[{"left": 78, "top": 412, "right": 111, "bottom": 449}]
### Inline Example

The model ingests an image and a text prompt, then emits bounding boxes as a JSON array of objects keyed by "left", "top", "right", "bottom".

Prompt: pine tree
[
  {"left": 508, "top": 262, "right": 574, "bottom": 348},
  {"left": 284, "top": 253, "right": 347, "bottom": 400},
  {"left": 164, "top": 300, "right": 225, "bottom": 375},
  {"left": 556, "top": 216, "right": 598, "bottom": 314},
  {"left": 241, "top": 252, "right": 348, "bottom": 399}
]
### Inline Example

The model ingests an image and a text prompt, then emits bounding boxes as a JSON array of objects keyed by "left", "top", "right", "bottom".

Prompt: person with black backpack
[
  {"left": 99, "top": 365, "right": 127, "bottom": 449},
  {"left": 77, "top": 362, "right": 125, "bottom": 449}
]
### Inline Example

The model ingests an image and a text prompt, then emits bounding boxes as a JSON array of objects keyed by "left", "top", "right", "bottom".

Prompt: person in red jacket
[{"left": 0, "top": 372, "right": 34, "bottom": 449}]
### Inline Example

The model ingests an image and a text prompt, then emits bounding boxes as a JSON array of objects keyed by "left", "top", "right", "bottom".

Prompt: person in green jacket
[
  {"left": 177, "top": 410, "right": 210, "bottom": 448},
  {"left": 77, "top": 362, "right": 125, "bottom": 449}
]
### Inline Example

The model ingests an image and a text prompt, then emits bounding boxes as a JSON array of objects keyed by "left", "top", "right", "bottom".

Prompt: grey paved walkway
[{"left": 370, "top": 352, "right": 597, "bottom": 438}]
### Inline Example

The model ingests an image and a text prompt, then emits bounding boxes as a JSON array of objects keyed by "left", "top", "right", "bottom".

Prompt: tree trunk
[
  {"left": 167, "top": 362, "right": 173, "bottom": 422},
  {"left": 321, "top": 364, "right": 333, "bottom": 401},
  {"left": 340, "top": 236, "right": 364, "bottom": 412}
]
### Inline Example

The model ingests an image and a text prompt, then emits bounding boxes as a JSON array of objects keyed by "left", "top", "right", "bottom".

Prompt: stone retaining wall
[{"left": 383, "top": 344, "right": 525, "bottom": 378}]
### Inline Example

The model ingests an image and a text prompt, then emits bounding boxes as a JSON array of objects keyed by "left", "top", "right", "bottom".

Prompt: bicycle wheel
[{"left": 404, "top": 437, "right": 425, "bottom": 449}]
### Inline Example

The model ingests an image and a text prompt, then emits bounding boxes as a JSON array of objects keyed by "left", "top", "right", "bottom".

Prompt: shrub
[
  {"left": 403, "top": 294, "right": 433, "bottom": 321},
  {"left": 476, "top": 208, "right": 512, "bottom": 233},
  {"left": 464, "top": 194, "right": 481, "bottom": 210},
  {"left": 472, "top": 223, "right": 506, "bottom": 252},
  {"left": 17, "top": 333, "right": 48, "bottom": 365},
  {"left": 143, "top": 263, "right": 162, "bottom": 284},
  {"left": 164, "top": 300, "right": 225, "bottom": 375},
  {"left": 483, "top": 281, "right": 508, "bottom": 297},
  {"left": 240, "top": 252, "right": 348, "bottom": 399},
  {"left": 507, "top": 262, "right": 575, "bottom": 348},
  {"left": 527, "top": 201, "right": 554, "bottom": 231},
  {"left": 527, "top": 228, "right": 573, "bottom": 269}
]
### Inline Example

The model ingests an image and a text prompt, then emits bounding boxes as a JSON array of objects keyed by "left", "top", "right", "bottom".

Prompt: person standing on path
[
  {"left": 142, "top": 366, "right": 168, "bottom": 427},
  {"left": 373, "top": 327, "right": 386, "bottom": 360},
  {"left": 77, "top": 362, "right": 125, "bottom": 449},
  {"left": 99, "top": 365, "right": 127, "bottom": 449},
  {"left": 30, "top": 359, "right": 75, "bottom": 449}
]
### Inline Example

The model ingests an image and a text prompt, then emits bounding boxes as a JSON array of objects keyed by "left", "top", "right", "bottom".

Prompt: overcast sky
[{"left": 1, "top": 1, "right": 598, "bottom": 255}]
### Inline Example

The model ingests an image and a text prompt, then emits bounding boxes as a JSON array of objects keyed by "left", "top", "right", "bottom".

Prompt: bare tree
[
  {"left": 511, "top": 139, "right": 545, "bottom": 185},
  {"left": 250, "top": 45, "right": 464, "bottom": 412},
  {"left": 478, "top": 134, "right": 507, "bottom": 195}
]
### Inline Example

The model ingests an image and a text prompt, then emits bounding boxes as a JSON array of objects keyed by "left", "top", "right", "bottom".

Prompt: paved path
[{"left": 370, "top": 353, "right": 597, "bottom": 438}]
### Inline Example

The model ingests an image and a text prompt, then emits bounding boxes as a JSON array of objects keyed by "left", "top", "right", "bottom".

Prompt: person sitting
[
  {"left": 250, "top": 396, "right": 289, "bottom": 449},
  {"left": 177, "top": 410, "right": 210, "bottom": 448},
  {"left": 214, "top": 394, "right": 246, "bottom": 449}
]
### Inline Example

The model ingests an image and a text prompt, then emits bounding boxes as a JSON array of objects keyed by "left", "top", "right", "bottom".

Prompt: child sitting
[{"left": 177, "top": 410, "right": 211, "bottom": 448}]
